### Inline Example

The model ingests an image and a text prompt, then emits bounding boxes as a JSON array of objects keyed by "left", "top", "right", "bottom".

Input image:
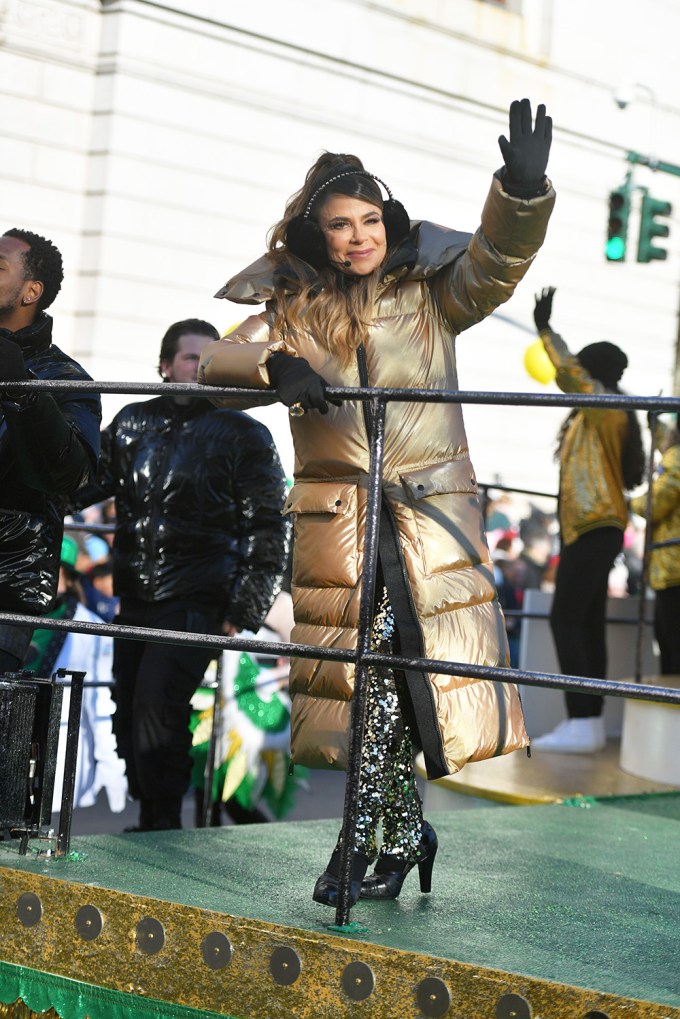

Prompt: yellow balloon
[
  {"left": 223, "top": 321, "right": 243, "bottom": 338},
  {"left": 523, "top": 339, "right": 556, "bottom": 385}
]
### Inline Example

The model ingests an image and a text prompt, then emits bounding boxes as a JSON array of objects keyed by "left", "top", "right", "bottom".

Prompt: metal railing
[{"left": 1, "top": 377, "right": 679, "bottom": 925}]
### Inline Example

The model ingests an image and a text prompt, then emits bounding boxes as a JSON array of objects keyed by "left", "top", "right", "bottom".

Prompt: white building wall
[
  {"left": 2, "top": 0, "right": 680, "bottom": 494},
  {"left": 0, "top": 0, "right": 101, "bottom": 361}
]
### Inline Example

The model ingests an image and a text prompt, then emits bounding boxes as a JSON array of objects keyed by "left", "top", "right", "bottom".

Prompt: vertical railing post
[
  {"left": 201, "top": 654, "right": 223, "bottom": 829},
  {"left": 635, "top": 415, "right": 658, "bottom": 682},
  {"left": 57, "top": 669, "right": 85, "bottom": 856},
  {"left": 335, "top": 397, "right": 386, "bottom": 927}
]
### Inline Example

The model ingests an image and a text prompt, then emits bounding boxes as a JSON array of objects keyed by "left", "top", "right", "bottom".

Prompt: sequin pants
[{"left": 338, "top": 589, "right": 424, "bottom": 862}]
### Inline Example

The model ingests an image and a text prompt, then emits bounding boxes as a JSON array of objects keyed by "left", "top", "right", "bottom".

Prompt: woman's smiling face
[{"left": 318, "top": 194, "right": 387, "bottom": 276}]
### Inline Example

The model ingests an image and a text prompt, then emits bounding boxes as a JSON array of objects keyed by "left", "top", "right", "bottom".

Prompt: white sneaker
[{"left": 530, "top": 717, "right": 606, "bottom": 754}]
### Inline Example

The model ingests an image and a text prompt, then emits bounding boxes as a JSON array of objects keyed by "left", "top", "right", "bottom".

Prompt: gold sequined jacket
[
  {"left": 630, "top": 443, "right": 680, "bottom": 591},
  {"left": 200, "top": 172, "right": 555, "bottom": 779},
  {"left": 539, "top": 328, "right": 629, "bottom": 546}
]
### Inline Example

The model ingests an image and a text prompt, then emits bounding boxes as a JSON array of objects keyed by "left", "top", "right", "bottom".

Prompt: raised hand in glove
[
  {"left": 0, "top": 336, "right": 29, "bottom": 383},
  {"left": 267, "top": 352, "right": 340, "bottom": 415},
  {"left": 498, "top": 98, "right": 552, "bottom": 197},
  {"left": 534, "top": 287, "right": 556, "bottom": 333}
]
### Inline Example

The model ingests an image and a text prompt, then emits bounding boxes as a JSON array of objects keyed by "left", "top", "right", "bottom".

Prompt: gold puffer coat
[
  {"left": 201, "top": 173, "right": 555, "bottom": 779},
  {"left": 630, "top": 443, "right": 680, "bottom": 591},
  {"left": 540, "top": 328, "right": 629, "bottom": 546}
]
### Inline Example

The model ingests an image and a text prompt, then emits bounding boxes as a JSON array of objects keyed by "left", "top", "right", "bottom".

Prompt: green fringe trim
[{"left": 0, "top": 961, "right": 234, "bottom": 1019}]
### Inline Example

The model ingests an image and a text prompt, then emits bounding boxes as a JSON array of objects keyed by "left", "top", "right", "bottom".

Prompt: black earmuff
[
  {"left": 285, "top": 214, "right": 329, "bottom": 269},
  {"left": 382, "top": 198, "right": 411, "bottom": 249},
  {"left": 284, "top": 169, "right": 411, "bottom": 270}
]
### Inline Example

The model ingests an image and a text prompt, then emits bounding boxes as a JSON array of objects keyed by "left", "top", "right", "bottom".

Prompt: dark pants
[
  {"left": 550, "top": 527, "right": 623, "bottom": 718},
  {"left": 654, "top": 584, "right": 680, "bottom": 675},
  {"left": 112, "top": 599, "right": 220, "bottom": 818}
]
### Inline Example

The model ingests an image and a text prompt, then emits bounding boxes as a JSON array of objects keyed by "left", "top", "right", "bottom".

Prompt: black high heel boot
[
  {"left": 312, "top": 850, "right": 371, "bottom": 908},
  {"left": 360, "top": 820, "right": 438, "bottom": 900}
]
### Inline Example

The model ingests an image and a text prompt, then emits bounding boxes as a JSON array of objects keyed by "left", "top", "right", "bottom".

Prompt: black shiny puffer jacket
[
  {"left": 79, "top": 394, "right": 289, "bottom": 632},
  {"left": 0, "top": 314, "right": 101, "bottom": 613}
]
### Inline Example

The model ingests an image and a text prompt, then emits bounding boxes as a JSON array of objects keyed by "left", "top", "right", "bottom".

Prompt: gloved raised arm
[
  {"left": 533, "top": 286, "right": 556, "bottom": 333},
  {"left": 532, "top": 287, "right": 583, "bottom": 393},
  {"left": 498, "top": 98, "right": 552, "bottom": 198}
]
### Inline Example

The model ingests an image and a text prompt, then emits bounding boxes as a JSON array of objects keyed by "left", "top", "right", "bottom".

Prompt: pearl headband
[{"left": 303, "top": 171, "right": 395, "bottom": 218}]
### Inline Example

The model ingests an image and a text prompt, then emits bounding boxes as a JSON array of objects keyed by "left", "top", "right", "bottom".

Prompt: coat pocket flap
[
  {"left": 283, "top": 481, "right": 357, "bottom": 516},
  {"left": 400, "top": 459, "right": 477, "bottom": 500}
]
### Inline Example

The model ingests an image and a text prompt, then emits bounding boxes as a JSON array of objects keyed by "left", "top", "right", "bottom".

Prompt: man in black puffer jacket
[
  {"left": 0, "top": 228, "right": 101, "bottom": 671},
  {"left": 76, "top": 318, "right": 289, "bottom": 831}
]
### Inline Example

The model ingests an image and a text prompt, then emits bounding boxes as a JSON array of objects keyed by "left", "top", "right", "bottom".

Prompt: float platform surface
[
  {"left": 1, "top": 795, "right": 679, "bottom": 1018},
  {"left": 418, "top": 739, "right": 680, "bottom": 805}
]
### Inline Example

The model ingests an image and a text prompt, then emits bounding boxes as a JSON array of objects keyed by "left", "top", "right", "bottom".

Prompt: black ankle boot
[
  {"left": 123, "top": 798, "right": 154, "bottom": 833},
  {"left": 149, "top": 796, "right": 183, "bottom": 831},
  {"left": 312, "top": 850, "right": 370, "bottom": 908},
  {"left": 360, "top": 821, "right": 438, "bottom": 900}
]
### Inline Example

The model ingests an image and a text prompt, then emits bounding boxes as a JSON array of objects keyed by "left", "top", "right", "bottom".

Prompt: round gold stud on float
[
  {"left": 135, "top": 916, "right": 165, "bottom": 955},
  {"left": 496, "top": 992, "right": 532, "bottom": 1019},
  {"left": 341, "top": 961, "right": 374, "bottom": 1001},
  {"left": 16, "top": 892, "right": 42, "bottom": 927},
  {"left": 416, "top": 976, "right": 451, "bottom": 1017},
  {"left": 75, "top": 904, "right": 103, "bottom": 941},
  {"left": 201, "top": 931, "right": 232, "bottom": 970},
  {"left": 288, "top": 402, "right": 305, "bottom": 417},
  {"left": 269, "top": 946, "right": 301, "bottom": 985}
]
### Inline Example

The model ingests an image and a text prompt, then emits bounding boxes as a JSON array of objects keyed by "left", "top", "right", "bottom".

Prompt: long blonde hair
[{"left": 267, "top": 152, "right": 387, "bottom": 367}]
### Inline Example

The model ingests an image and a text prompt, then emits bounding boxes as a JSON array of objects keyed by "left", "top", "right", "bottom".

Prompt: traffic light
[
  {"left": 605, "top": 187, "right": 630, "bottom": 261},
  {"left": 637, "top": 194, "right": 672, "bottom": 263}
]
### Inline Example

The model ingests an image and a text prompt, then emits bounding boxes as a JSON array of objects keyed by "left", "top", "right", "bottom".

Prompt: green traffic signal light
[
  {"left": 637, "top": 194, "right": 672, "bottom": 263},
  {"left": 606, "top": 187, "right": 630, "bottom": 262},
  {"left": 605, "top": 235, "right": 626, "bottom": 261}
]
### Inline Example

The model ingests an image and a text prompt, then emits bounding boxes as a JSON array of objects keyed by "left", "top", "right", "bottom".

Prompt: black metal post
[
  {"left": 335, "top": 397, "right": 386, "bottom": 927},
  {"left": 201, "top": 655, "right": 223, "bottom": 829},
  {"left": 635, "top": 416, "right": 659, "bottom": 682},
  {"left": 57, "top": 669, "right": 85, "bottom": 856}
]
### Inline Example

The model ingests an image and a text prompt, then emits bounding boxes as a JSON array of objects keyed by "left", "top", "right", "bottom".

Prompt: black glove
[
  {"left": 0, "top": 336, "right": 29, "bottom": 383},
  {"left": 533, "top": 287, "right": 556, "bottom": 332},
  {"left": 267, "top": 352, "right": 340, "bottom": 415},
  {"left": 498, "top": 98, "right": 552, "bottom": 197}
]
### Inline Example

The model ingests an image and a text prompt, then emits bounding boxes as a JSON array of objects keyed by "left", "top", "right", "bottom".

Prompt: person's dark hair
[
  {"left": 620, "top": 412, "right": 646, "bottom": 489},
  {"left": 87, "top": 560, "right": 113, "bottom": 581},
  {"left": 576, "top": 341, "right": 628, "bottom": 390},
  {"left": 3, "top": 228, "right": 64, "bottom": 311},
  {"left": 555, "top": 342, "right": 645, "bottom": 490},
  {"left": 158, "top": 318, "right": 219, "bottom": 376}
]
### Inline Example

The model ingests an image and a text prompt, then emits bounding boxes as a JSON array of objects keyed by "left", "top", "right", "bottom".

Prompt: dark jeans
[
  {"left": 112, "top": 599, "right": 220, "bottom": 805},
  {"left": 550, "top": 527, "right": 623, "bottom": 718},
  {"left": 654, "top": 584, "right": 680, "bottom": 675}
]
